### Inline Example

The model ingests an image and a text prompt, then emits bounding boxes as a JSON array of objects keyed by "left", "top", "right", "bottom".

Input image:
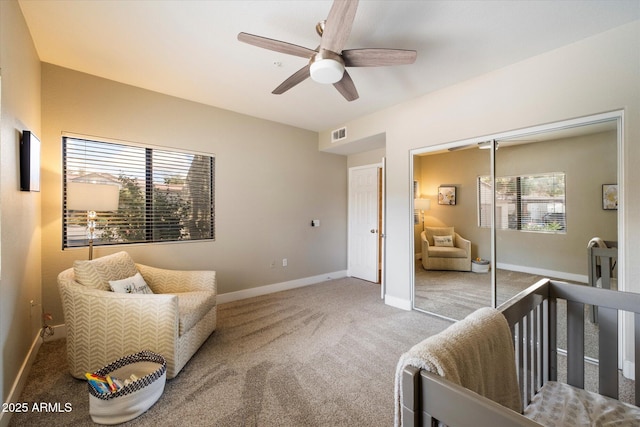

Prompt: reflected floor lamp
[
  {"left": 415, "top": 198, "right": 430, "bottom": 231},
  {"left": 67, "top": 182, "right": 120, "bottom": 260}
]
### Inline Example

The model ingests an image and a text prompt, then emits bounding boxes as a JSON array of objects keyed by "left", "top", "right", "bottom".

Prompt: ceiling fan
[{"left": 237, "top": 0, "right": 417, "bottom": 101}]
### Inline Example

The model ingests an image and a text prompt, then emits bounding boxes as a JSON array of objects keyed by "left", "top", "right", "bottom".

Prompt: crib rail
[
  {"left": 500, "top": 278, "right": 640, "bottom": 409},
  {"left": 401, "top": 278, "right": 640, "bottom": 426},
  {"left": 402, "top": 365, "right": 540, "bottom": 427}
]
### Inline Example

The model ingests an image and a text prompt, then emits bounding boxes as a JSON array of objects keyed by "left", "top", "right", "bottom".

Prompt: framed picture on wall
[
  {"left": 438, "top": 186, "right": 456, "bottom": 205},
  {"left": 602, "top": 184, "right": 618, "bottom": 210}
]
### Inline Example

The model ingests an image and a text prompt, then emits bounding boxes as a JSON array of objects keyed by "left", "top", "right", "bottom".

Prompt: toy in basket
[{"left": 87, "top": 350, "right": 166, "bottom": 425}]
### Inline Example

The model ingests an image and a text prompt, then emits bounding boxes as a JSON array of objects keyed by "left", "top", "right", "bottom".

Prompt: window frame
[
  {"left": 478, "top": 172, "right": 566, "bottom": 234},
  {"left": 62, "top": 135, "right": 215, "bottom": 249}
]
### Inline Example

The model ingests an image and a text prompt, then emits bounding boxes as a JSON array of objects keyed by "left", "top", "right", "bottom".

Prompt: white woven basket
[
  {"left": 471, "top": 259, "right": 490, "bottom": 273},
  {"left": 88, "top": 350, "right": 166, "bottom": 425}
]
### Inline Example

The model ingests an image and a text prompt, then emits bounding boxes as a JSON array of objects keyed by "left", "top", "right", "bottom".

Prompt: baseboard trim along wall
[
  {"left": 623, "top": 360, "right": 635, "bottom": 381},
  {"left": 497, "top": 262, "right": 588, "bottom": 284},
  {"left": 217, "top": 270, "right": 348, "bottom": 304},
  {"left": 1, "top": 333, "right": 43, "bottom": 427},
  {"left": 384, "top": 294, "right": 412, "bottom": 311}
]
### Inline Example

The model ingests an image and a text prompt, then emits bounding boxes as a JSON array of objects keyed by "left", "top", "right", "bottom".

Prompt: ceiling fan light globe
[{"left": 310, "top": 58, "right": 344, "bottom": 84}]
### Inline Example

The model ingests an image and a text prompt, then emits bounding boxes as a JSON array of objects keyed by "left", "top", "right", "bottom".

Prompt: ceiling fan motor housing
[
  {"left": 310, "top": 49, "right": 345, "bottom": 84},
  {"left": 238, "top": 0, "right": 416, "bottom": 100}
]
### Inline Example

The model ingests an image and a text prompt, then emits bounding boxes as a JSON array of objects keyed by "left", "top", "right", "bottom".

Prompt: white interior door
[{"left": 348, "top": 165, "right": 380, "bottom": 283}]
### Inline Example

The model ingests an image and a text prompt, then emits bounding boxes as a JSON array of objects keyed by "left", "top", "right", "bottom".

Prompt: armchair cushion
[
  {"left": 74, "top": 251, "right": 138, "bottom": 291},
  {"left": 177, "top": 291, "right": 216, "bottom": 336},
  {"left": 425, "top": 227, "right": 455, "bottom": 247},
  {"left": 428, "top": 246, "right": 468, "bottom": 259}
]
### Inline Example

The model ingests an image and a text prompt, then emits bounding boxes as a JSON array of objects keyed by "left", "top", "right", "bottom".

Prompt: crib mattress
[{"left": 524, "top": 381, "right": 640, "bottom": 426}]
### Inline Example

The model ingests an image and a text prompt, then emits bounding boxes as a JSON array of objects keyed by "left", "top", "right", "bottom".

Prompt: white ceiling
[{"left": 18, "top": 0, "right": 640, "bottom": 132}]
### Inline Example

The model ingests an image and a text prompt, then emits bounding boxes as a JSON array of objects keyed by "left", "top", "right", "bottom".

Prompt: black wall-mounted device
[{"left": 20, "top": 130, "right": 41, "bottom": 192}]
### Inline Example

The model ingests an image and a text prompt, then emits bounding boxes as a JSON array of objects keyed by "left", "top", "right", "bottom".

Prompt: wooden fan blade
[
  {"left": 342, "top": 49, "right": 417, "bottom": 67},
  {"left": 320, "top": 0, "right": 359, "bottom": 54},
  {"left": 272, "top": 65, "right": 311, "bottom": 94},
  {"left": 238, "top": 32, "right": 316, "bottom": 59},
  {"left": 333, "top": 70, "right": 359, "bottom": 101}
]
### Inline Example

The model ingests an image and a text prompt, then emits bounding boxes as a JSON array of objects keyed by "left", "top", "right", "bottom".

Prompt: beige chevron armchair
[{"left": 58, "top": 251, "right": 216, "bottom": 379}]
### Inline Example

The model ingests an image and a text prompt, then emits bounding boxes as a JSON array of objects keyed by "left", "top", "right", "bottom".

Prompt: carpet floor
[
  {"left": 10, "top": 277, "right": 453, "bottom": 427},
  {"left": 414, "top": 265, "right": 602, "bottom": 358},
  {"left": 414, "top": 263, "right": 553, "bottom": 320}
]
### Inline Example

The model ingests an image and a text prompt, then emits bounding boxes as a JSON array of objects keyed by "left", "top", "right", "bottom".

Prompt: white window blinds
[
  {"left": 478, "top": 173, "right": 565, "bottom": 233},
  {"left": 63, "top": 136, "right": 215, "bottom": 248}
]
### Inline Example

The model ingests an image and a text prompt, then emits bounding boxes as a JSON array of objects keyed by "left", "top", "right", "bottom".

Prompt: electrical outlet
[
  {"left": 29, "top": 300, "right": 39, "bottom": 320},
  {"left": 282, "top": 258, "right": 288, "bottom": 267}
]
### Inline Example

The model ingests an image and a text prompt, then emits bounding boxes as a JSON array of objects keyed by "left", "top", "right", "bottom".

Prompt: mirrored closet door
[
  {"left": 412, "top": 145, "right": 491, "bottom": 320},
  {"left": 412, "top": 113, "right": 621, "bottom": 327}
]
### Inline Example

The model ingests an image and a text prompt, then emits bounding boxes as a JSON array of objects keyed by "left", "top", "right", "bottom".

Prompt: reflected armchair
[{"left": 421, "top": 226, "right": 471, "bottom": 271}]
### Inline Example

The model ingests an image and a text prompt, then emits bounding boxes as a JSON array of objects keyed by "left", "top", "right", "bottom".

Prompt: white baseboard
[
  {"left": 497, "top": 262, "right": 588, "bottom": 284},
  {"left": 623, "top": 360, "right": 635, "bottom": 381},
  {"left": 0, "top": 333, "right": 42, "bottom": 427},
  {"left": 217, "top": 270, "right": 348, "bottom": 304},
  {"left": 385, "top": 294, "right": 412, "bottom": 311},
  {"left": 48, "top": 323, "right": 67, "bottom": 341}
]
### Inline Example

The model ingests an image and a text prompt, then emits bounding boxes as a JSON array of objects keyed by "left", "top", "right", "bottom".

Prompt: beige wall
[
  {"left": 347, "top": 147, "right": 385, "bottom": 168},
  {"left": 0, "top": 0, "right": 42, "bottom": 417},
  {"left": 415, "top": 131, "right": 617, "bottom": 277},
  {"left": 40, "top": 64, "right": 348, "bottom": 327},
  {"left": 2, "top": 0, "right": 638, "bottom": 413},
  {"left": 320, "top": 20, "right": 640, "bottom": 310}
]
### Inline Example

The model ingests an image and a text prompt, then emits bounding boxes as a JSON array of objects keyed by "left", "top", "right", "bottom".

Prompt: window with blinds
[
  {"left": 478, "top": 172, "right": 566, "bottom": 233},
  {"left": 63, "top": 136, "right": 215, "bottom": 248}
]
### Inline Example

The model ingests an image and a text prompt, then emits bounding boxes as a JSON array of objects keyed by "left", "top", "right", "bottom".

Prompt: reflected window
[{"left": 478, "top": 172, "right": 566, "bottom": 233}]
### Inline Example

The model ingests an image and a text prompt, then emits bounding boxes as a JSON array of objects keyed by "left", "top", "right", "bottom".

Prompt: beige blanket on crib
[{"left": 394, "top": 307, "right": 522, "bottom": 426}]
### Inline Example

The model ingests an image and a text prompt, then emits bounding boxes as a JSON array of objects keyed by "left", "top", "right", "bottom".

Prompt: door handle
[{"left": 370, "top": 229, "right": 377, "bottom": 234}]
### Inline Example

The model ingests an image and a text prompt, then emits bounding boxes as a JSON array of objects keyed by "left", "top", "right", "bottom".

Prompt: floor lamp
[
  {"left": 415, "top": 198, "right": 430, "bottom": 230},
  {"left": 67, "top": 182, "right": 120, "bottom": 260}
]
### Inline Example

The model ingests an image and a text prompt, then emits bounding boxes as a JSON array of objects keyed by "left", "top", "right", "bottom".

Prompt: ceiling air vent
[{"left": 331, "top": 127, "right": 347, "bottom": 143}]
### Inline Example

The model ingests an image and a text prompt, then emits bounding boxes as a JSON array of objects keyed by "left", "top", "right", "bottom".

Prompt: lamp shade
[
  {"left": 415, "top": 198, "right": 431, "bottom": 211},
  {"left": 67, "top": 182, "right": 120, "bottom": 211}
]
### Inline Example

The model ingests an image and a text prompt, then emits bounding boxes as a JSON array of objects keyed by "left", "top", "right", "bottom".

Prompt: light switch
[{"left": 311, "top": 220, "right": 320, "bottom": 227}]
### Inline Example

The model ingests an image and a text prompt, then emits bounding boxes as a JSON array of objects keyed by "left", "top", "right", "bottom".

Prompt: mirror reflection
[
  {"left": 413, "top": 144, "right": 491, "bottom": 320},
  {"left": 413, "top": 118, "right": 618, "bottom": 341}
]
